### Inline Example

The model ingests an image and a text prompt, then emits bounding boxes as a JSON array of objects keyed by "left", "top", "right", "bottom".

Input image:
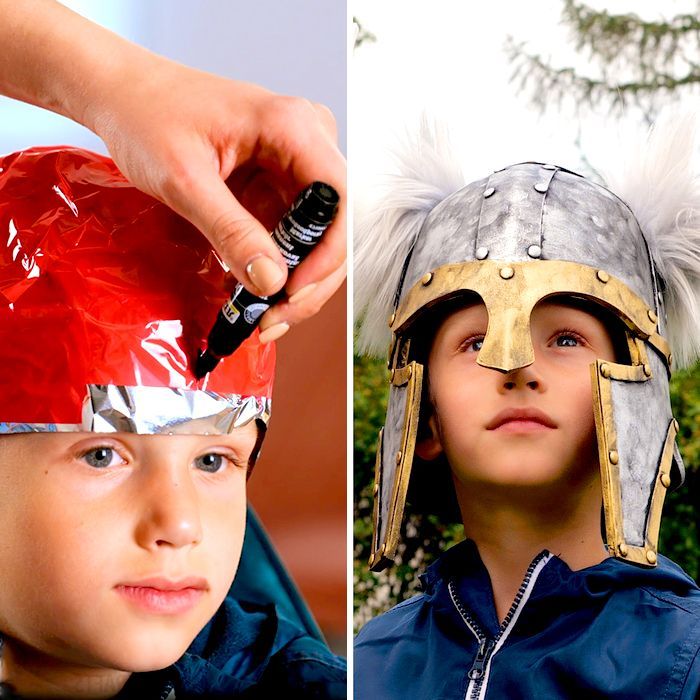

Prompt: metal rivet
[
  {"left": 673, "top": 419, "right": 679, "bottom": 432},
  {"left": 499, "top": 266, "right": 514, "bottom": 280},
  {"left": 389, "top": 312, "right": 396, "bottom": 326},
  {"left": 421, "top": 272, "right": 433, "bottom": 286},
  {"left": 534, "top": 182, "right": 548, "bottom": 193},
  {"left": 609, "top": 450, "right": 619, "bottom": 465},
  {"left": 475, "top": 246, "right": 489, "bottom": 260},
  {"left": 660, "top": 473, "right": 671, "bottom": 488},
  {"left": 646, "top": 550, "right": 657, "bottom": 565},
  {"left": 596, "top": 270, "right": 610, "bottom": 283},
  {"left": 618, "top": 543, "right": 628, "bottom": 557},
  {"left": 483, "top": 186, "right": 495, "bottom": 198},
  {"left": 527, "top": 244, "right": 542, "bottom": 259},
  {"left": 643, "top": 364, "right": 652, "bottom": 377},
  {"left": 541, "top": 164, "right": 557, "bottom": 170},
  {"left": 647, "top": 309, "right": 658, "bottom": 323},
  {"left": 600, "top": 363, "right": 611, "bottom": 378},
  {"left": 395, "top": 451, "right": 402, "bottom": 465}
]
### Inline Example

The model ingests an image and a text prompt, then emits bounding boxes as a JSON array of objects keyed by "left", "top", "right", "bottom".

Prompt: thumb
[{"left": 170, "top": 170, "right": 288, "bottom": 296}]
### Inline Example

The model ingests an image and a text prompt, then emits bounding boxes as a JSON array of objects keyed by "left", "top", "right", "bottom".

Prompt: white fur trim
[
  {"left": 604, "top": 111, "right": 700, "bottom": 369},
  {"left": 354, "top": 116, "right": 465, "bottom": 356}
]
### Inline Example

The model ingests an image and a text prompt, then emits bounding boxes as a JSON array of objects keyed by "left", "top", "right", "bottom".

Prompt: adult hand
[{"left": 89, "top": 61, "right": 346, "bottom": 340}]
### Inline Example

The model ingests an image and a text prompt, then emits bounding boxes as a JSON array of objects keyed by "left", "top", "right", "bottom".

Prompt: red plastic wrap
[{"left": 0, "top": 146, "right": 274, "bottom": 428}]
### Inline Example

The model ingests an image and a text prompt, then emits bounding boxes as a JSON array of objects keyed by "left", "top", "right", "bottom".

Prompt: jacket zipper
[
  {"left": 160, "top": 680, "right": 175, "bottom": 700},
  {"left": 449, "top": 551, "right": 552, "bottom": 700},
  {"left": 469, "top": 637, "right": 495, "bottom": 681}
]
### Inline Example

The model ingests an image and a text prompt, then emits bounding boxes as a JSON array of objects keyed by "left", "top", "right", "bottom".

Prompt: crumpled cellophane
[{"left": 0, "top": 146, "right": 274, "bottom": 433}]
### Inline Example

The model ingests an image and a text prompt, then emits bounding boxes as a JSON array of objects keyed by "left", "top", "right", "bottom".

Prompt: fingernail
[
  {"left": 246, "top": 256, "right": 285, "bottom": 294},
  {"left": 288, "top": 283, "right": 317, "bottom": 304},
  {"left": 258, "top": 322, "right": 290, "bottom": 344}
]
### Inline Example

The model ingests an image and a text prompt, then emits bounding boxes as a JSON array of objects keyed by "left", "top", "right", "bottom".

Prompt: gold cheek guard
[{"left": 370, "top": 259, "right": 678, "bottom": 571}]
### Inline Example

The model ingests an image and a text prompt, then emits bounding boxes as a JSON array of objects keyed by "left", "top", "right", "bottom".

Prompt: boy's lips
[
  {"left": 115, "top": 576, "right": 208, "bottom": 615},
  {"left": 486, "top": 407, "right": 557, "bottom": 430}
]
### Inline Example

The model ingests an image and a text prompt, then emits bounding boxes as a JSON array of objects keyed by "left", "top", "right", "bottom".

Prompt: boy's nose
[
  {"left": 134, "top": 469, "right": 203, "bottom": 550},
  {"left": 499, "top": 363, "right": 545, "bottom": 393}
]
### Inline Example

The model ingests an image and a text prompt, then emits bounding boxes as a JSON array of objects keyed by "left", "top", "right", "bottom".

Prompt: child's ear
[{"left": 415, "top": 413, "right": 444, "bottom": 461}]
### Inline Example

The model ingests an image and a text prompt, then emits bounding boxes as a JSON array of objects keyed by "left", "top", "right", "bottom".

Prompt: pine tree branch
[
  {"left": 506, "top": 34, "right": 700, "bottom": 113},
  {"left": 564, "top": 0, "right": 700, "bottom": 54},
  {"left": 354, "top": 17, "right": 376, "bottom": 50},
  {"left": 562, "top": 0, "right": 700, "bottom": 78}
]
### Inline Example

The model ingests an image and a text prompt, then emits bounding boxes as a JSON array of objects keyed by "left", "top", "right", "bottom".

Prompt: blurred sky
[{"left": 352, "top": 0, "right": 698, "bottom": 194}]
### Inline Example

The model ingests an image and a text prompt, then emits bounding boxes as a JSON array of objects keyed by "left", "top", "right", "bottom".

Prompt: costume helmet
[
  {"left": 355, "top": 117, "right": 700, "bottom": 571},
  {"left": 0, "top": 146, "right": 274, "bottom": 436}
]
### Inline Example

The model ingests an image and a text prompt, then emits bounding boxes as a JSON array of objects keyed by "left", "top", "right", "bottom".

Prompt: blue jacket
[
  {"left": 355, "top": 540, "right": 700, "bottom": 699},
  {"left": 118, "top": 597, "right": 346, "bottom": 699}
]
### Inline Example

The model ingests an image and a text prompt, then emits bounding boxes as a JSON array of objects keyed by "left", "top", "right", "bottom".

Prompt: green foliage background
[{"left": 354, "top": 353, "right": 700, "bottom": 630}]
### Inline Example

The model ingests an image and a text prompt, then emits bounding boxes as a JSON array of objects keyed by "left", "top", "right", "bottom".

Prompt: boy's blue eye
[
  {"left": 461, "top": 337, "right": 484, "bottom": 352},
  {"left": 82, "top": 447, "right": 120, "bottom": 469},
  {"left": 195, "top": 453, "right": 227, "bottom": 473},
  {"left": 556, "top": 334, "right": 579, "bottom": 347}
]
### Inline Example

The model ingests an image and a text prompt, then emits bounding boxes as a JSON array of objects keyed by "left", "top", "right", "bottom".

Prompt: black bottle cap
[{"left": 300, "top": 182, "right": 339, "bottom": 224}]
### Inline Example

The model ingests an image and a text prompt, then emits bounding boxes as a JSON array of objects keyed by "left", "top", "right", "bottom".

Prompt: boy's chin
[
  {"left": 76, "top": 620, "right": 207, "bottom": 674},
  {"left": 456, "top": 454, "right": 595, "bottom": 492},
  {"left": 103, "top": 634, "right": 196, "bottom": 673}
]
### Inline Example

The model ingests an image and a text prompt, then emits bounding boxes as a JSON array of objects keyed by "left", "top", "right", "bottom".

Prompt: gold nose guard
[{"left": 391, "top": 260, "right": 671, "bottom": 373}]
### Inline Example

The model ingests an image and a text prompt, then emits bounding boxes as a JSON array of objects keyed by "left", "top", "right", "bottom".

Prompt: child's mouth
[
  {"left": 492, "top": 419, "right": 554, "bottom": 434},
  {"left": 487, "top": 407, "right": 557, "bottom": 431},
  {"left": 115, "top": 577, "right": 208, "bottom": 614}
]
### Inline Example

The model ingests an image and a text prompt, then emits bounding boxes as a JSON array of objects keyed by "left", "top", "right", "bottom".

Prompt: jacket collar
[{"left": 418, "top": 538, "right": 700, "bottom": 638}]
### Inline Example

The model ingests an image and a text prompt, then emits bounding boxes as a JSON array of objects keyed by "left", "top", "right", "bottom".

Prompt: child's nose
[
  {"left": 499, "top": 363, "right": 545, "bottom": 393},
  {"left": 133, "top": 468, "right": 203, "bottom": 550}
]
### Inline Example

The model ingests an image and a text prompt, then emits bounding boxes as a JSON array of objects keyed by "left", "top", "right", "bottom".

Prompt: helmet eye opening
[{"left": 539, "top": 294, "right": 631, "bottom": 365}]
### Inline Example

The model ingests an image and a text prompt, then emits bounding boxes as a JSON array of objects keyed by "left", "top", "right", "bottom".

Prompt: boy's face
[
  {"left": 0, "top": 424, "right": 257, "bottom": 674},
  {"left": 418, "top": 299, "right": 617, "bottom": 492}
]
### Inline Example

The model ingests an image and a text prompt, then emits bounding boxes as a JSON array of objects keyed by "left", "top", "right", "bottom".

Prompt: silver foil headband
[{"left": 0, "top": 385, "right": 271, "bottom": 435}]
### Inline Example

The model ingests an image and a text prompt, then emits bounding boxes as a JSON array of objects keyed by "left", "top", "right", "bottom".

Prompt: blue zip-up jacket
[
  {"left": 117, "top": 597, "right": 347, "bottom": 698},
  {"left": 355, "top": 539, "right": 700, "bottom": 699}
]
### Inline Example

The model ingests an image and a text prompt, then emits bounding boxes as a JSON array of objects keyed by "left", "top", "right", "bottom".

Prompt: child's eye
[
  {"left": 194, "top": 453, "right": 232, "bottom": 474},
  {"left": 460, "top": 336, "right": 484, "bottom": 353},
  {"left": 554, "top": 331, "right": 584, "bottom": 348},
  {"left": 81, "top": 447, "right": 124, "bottom": 469}
]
